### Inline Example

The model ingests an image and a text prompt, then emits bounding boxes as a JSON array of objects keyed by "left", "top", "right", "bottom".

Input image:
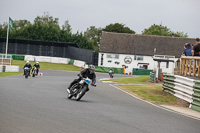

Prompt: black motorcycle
[
  {"left": 24, "top": 67, "right": 30, "bottom": 79},
  {"left": 67, "top": 77, "right": 96, "bottom": 101},
  {"left": 109, "top": 69, "right": 114, "bottom": 78},
  {"left": 109, "top": 73, "right": 114, "bottom": 78}
]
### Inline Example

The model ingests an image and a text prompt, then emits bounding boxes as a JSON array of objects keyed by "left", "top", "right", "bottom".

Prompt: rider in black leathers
[
  {"left": 32, "top": 62, "right": 40, "bottom": 75},
  {"left": 67, "top": 65, "right": 96, "bottom": 93},
  {"left": 23, "top": 61, "right": 32, "bottom": 76}
]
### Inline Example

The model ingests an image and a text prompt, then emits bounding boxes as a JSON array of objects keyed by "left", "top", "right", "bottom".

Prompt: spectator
[
  {"left": 183, "top": 43, "right": 192, "bottom": 56},
  {"left": 182, "top": 43, "right": 193, "bottom": 66},
  {"left": 181, "top": 43, "right": 188, "bottom": 56},
  {"left": 192, "top": 38, "right": 200, "bottom": 56}
]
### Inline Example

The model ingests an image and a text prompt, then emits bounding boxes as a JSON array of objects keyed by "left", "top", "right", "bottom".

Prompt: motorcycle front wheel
[
  {"left": 68, "top": 83, "right": 79, "bottom": 99},
  {"left": 25, "top": 71, "right": 28, "bottom": 79},
  {"left": 76, "top": 86, "right": 87, "bottom": 101}
]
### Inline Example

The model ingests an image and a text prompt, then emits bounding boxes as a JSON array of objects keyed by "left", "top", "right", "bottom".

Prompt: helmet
[
  {"left": 89, "top": 65, "right": 95, "bottom": 74},
  {"left": 89, "top": 65, "right": 95, "bottom": 70},
  {"left": 36, "top": 62, "right": 39, "bottom": 64},
  {"left": 26, "top": 61, "right": 30, "bottom": 64}
]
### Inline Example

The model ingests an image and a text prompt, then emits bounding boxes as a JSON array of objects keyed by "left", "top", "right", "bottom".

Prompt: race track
[{"left": 0, "top": 70, "right": 199, "bottom": 133}]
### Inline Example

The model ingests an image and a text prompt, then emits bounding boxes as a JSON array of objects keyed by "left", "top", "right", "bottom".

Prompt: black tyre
[
  {"left": 76, "top": 86, "right": 87, "bottom": 101},
  {"left": 32, "top": 73, "right": 35, "bottom": 77},
  {"left": 25, "top": 74, "right": 28, "bottom": 79},
  {"left": 67, "top": 93, "right": 73, "bottom": 99},
  {"left": 68, "top": 83, "right": 79, "bottom": 99}
]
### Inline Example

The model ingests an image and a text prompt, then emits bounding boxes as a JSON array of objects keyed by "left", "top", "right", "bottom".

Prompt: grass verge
[
  {"left": 0, "top": 72, "right": 23, "bottom": 77},
  {"left": 0, "top": 60, "right": 81, "bottom": 77},
  {"left": 13, "top": 60, "right": 81, "bottom": 71},
  {"left": 108, "top": 75, "right": 185, "bottom": 106}
]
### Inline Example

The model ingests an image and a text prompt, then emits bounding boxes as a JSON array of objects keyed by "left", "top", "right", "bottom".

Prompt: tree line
[{"left": 0, "top": 13, "right": 188, "bottom": 52}]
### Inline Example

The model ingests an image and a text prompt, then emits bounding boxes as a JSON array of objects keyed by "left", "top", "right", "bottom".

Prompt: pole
[{"left": 5, "top": 18, "right": 9, "bottom": 58}]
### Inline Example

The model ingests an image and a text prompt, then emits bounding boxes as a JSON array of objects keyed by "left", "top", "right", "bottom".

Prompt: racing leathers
[{"left": 68, "top": 68, "right": 96, "bottom": 90}]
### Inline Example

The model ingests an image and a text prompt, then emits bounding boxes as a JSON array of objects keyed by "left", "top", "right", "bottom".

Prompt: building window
[
  {"left": 107, "top": 54, "right": 119, "bottom": 59},
  {"left": 166, "top": 62, "right": 169, "bottom": 68},
  {"left": 134, "top": 55, "right": 143, "bottom": 61}
]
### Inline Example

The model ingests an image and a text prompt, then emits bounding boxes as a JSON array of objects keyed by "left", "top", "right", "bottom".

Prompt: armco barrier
[
  {"left": 69, "top": 59, "right": 74, "bottom": 65},
  {"left": 0, "top": 65, "right": 3, "bottom": 72},
  {"left": 24, "top": 55, "right": 70, "bottom": 64},
  {"left": 191, "top": 81, "right": 200, "bottom": 112},
  {"left": 95, "top": 66, "right": 123, "bottom": 74},
  {"left": 12, "top": 55, "right": 24, "bottom": 60},
  {"left": 50, "top": 57, "right": 69, "bottom": 64},
  {"left": 149, "top": 72, "right": 155, "bottom": 82},
  {"left": 24, "top": 55, "right": 35, "bottom": 61},
  {"left": 163, "top": 74, "right": 200, "bottom": 112},
  {"left": 0, "top": 65, "right": 20, "bottom": 72},
  {"left": 73, "top": 60, "right": 85, "bottom": 68}
]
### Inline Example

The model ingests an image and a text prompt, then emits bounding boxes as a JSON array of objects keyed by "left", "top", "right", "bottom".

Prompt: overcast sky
[{"left": 0, "top": 0, "right": 199, "bottom": 38}]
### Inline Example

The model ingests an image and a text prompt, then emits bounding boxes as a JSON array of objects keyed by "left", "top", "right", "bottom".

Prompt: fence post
[{"left": 193, "top": 59, "right": 196, "bottom": 77}]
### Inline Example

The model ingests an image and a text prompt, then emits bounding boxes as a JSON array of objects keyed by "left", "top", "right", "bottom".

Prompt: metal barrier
[
  {"left": 149, "top": 72, "right": 155, "bottom": 83},
  {"left": 163, "top": 74, "right": 200, "bottom": 112},
  {"left": 180, "top": 56, "right": 200, "bottom": 77},
  {"left": 0, "top": 54, "right": 12, "bottom": 65}
]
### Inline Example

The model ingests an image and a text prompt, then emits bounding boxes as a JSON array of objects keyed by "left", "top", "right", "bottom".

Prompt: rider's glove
[{"left": 80, "top": 75, "right": 83, "bottom": 79}]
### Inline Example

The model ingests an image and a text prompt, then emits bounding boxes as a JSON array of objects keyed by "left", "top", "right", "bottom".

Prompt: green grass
[
  {"left": 109, "top": 75, "right": 149, "bottom": 84},
  {"left": 107, "top": 75, "right": 178, "bottom": 105},
  {"left": 13, "top": 60, "right": 81, "bottom": 71},
  {"left": 0, "top": 72, "right": 23, "bottom": 77},
  {"left": 0, "top": 60, "right": 81, "bottom": 77}
]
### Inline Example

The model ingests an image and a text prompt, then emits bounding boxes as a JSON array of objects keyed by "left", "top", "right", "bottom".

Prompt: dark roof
[{"left": 99, "top": 32, "right": 195, "bottom": 58}]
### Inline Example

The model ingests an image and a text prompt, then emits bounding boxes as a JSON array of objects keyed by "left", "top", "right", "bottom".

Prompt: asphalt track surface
[{"left": 0, "top": 70, "right": 200, "bottom": 133}]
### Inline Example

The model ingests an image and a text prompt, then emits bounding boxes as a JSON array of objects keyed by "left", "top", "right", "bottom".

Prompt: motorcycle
[
  {"left": 109, "top": 69, "right": 114, "bottom": 78},
  {"left": 109, "top": 73, "right": 114, "bottom": 78},
  {"left": 67, "top": 77, "right": 96, "bottom": 101},
  {"left": 24, "top": 67, "right": 30, "bottom": 79},
  {"left": 32, "top": 67, "right": 38, "bottom": 77}
]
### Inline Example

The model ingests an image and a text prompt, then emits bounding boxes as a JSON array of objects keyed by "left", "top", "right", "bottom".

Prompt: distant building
[{"left": 98, "top": 31, "right": 195, "bottom": 73}]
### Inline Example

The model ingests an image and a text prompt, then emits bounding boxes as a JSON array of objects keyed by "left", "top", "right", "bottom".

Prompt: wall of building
[{"left": 98, "top": 52, "right": 178, "bottom": 74}]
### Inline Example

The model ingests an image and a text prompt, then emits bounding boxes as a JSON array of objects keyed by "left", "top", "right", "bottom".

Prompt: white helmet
[
  {"left": 89, "top": 65, "right": 95, "bottom": 74},
  {"left": 36, "top": 62, "right": 39, "bottom": 64},
  {"left": 26, "top": 61, "right": 30, "bottom": 64}
]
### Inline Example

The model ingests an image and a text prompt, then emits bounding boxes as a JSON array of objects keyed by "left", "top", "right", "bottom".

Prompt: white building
[{"left": 99, "top": 32, "right": 195, "bottom": 74}]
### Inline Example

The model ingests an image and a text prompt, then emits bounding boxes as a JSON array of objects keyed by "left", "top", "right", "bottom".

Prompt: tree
[
  {"left": 84, "top": 26, "right": 102, "bottom": 51},
  {"left": 0, "top": 13, "right": 102, "bottom": 51},
  {"left": 103, "top": 23, "right": 135, "bottom": 34},
  {"left": 13, "top": 20, "right": 31, "bottom": 30},
  {"left": 142, "top": 24, "right": 188, "bottom": 38},
  {"left": 0, "top": 22, "right": 7, "bottom": 38},
  {"left": 28, "top": 13, "right": 61, "bottom": 41},
  {"left": 62, "top": 20, "right": 72, "bottom": 33},
  {"left": 71, "top": 32, "right": 93, "bottom": 50}
]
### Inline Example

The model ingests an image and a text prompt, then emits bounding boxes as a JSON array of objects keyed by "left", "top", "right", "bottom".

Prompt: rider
[
  {"left": 109, "top": 69, "right": 114, "bottom": 77},
  {"left": 109, "top": 69, "right": 114, "bottom": 74},
  {"left": 23, "top": 61, "right": 32, "bottom": 76},
  {"left": 32, "top": 62, "right": 40, "bottom": 75},
  {"left": 67, "top": 65, "right": 96, "bottom": 93}
]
